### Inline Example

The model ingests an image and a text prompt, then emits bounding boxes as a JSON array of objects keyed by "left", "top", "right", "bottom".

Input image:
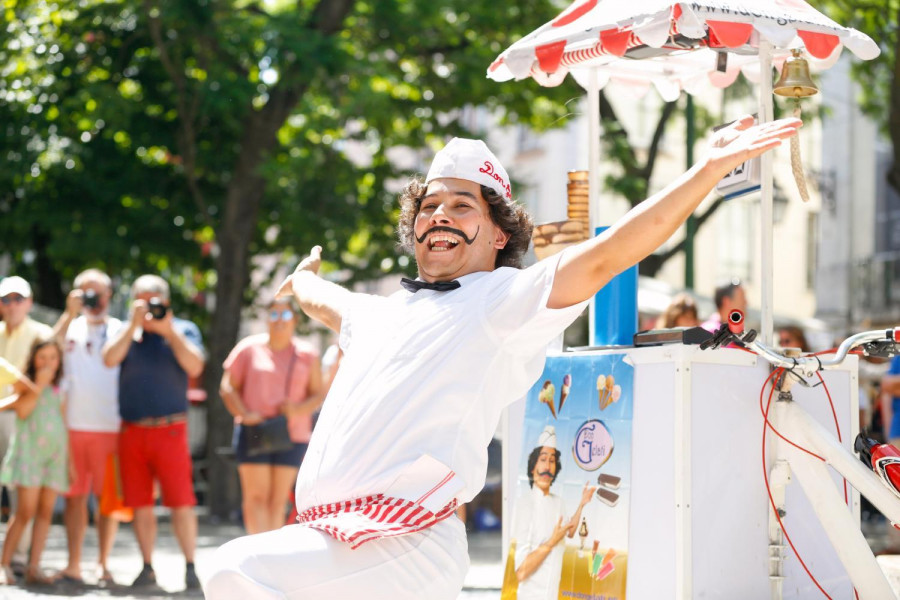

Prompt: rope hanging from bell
[{"left": 774, "top": 49, "right": 818, "bottom": 203}]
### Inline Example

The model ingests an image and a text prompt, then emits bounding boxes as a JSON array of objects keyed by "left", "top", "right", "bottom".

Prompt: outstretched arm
[
  {"left": 548, "top": 116, "right": 802, "bottom": 309},
  {"left": 276, "top": 246, "right": 352, "bottom": 334}
]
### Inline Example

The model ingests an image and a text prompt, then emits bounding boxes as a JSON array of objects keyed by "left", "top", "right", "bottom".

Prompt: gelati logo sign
[{"left": 572, "top": 419, "right": 614, "bottom": 471}]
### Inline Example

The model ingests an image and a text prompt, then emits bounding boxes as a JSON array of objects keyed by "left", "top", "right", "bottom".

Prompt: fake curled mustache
[
  {"left": 415, "top": 226, "right": 479, "bottom": 245},
  {"left": 537, "top": 470, "right": 554, "bottom": 477}
]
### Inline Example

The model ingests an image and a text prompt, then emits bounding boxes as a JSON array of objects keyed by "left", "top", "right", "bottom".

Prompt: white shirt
[
  {"left": 513, "top": 486, "right": 566, "bottom": 600},
  {"left": 63, "top": 315, "right": 122, "bottom": 432},
  {"left": 295, "top": 254, "right": 587, "bottom": 513}
]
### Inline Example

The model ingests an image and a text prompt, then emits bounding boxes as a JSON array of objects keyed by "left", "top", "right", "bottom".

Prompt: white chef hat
[
  {"left": 425, "top": 138, "right": 512, "bottom": 200},
  {"left": 536, "top": 425, "right": 557, "bottom": 449}
]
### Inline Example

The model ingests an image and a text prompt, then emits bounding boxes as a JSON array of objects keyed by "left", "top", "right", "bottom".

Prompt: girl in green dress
[{"left": 0, "top": 339, "right": 70, "bottom": 586}]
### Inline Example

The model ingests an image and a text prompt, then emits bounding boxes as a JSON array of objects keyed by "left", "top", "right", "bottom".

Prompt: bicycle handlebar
[{"left": 703, "top": 310, "right": 900, "bottom": 377}]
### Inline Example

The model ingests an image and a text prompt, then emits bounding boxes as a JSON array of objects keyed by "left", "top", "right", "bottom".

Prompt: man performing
[
  {"left": 204, "top": 115, "right": 801, "bottom": 599},
  {"left": 513, "top": 426, "right": 594, "bottom": 600}
]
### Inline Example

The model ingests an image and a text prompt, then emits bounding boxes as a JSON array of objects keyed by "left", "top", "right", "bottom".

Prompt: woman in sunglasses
[{"left": 219, "top": 298, "right": 326, "bottom": 534}]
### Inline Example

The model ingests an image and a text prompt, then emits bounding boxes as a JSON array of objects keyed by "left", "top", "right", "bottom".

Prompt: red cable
[
  {"left": 758, "top": 369, "right": 825, "bottom": 461},
  {"left": 815, "top": 372, "right": 851, "bottom": 505},
  {"left": 761, "top": 368, "right": 834, "bottom": 598}
]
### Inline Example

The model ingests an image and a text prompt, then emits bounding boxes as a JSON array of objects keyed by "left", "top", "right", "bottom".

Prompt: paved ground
[
  {"left": 4, "top": 512, "right": 900, "bottom": 598},
  {"left": 0, "top": 510, "right": 505, "bottom": 599}
]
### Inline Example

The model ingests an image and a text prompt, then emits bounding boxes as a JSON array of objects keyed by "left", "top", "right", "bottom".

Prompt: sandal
[
  {"left": 24, "top": 568, "right": 55, "bottom": 587},
  {"left": 97, "top": 568, "right": 116, "bottom": 587},
  {"left": 56, "top": 572, "right": 85, "bottom": 587},
  {"left": 0, "top": 565, "right": 16, "bottom": 585}
]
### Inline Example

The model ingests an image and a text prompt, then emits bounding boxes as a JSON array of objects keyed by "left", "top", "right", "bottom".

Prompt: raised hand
[
  {"left": 276, "top": 246, "right": 323, "bottom": 299},
  {"left": 579, "top": 481, "right": 597, "bottom": 507},
  {"left": 705, "top": 115, "right": 802, "bottom": 176}
]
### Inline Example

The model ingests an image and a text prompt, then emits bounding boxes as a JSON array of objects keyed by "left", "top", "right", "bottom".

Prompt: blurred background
[{"left": 0, "top": 0, "right": 896, "bottom": 525}]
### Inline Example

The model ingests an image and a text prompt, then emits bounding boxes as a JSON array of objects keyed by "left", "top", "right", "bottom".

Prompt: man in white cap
[
  {"left": 205, "top": 116, "right": 801, "bottom": 599},
  {"left": 513, "top": 425, "right": 593, "bottom": 600},
  {"left": 0, "top": 275, "right": 52, "bottom": 571}
]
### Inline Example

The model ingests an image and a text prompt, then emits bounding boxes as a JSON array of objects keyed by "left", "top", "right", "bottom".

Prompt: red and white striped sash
[{"left": 297, "top": 493, "right": 459, "bottom": 549}]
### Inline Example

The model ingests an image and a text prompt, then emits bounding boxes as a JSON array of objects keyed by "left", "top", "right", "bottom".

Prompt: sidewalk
[
  {"left": 0, "top": 512, "right": 505, "bottom": 599},
  {"left": 7, "top": 515, "right": 900, "bottom": 599}
]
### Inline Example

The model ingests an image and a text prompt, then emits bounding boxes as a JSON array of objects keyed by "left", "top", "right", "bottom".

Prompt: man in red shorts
[
  {"left": 102, "top": 274, "right": 205, "bottom": 590},
  {"left": 53, "top": 269, "right": 124, "bottom": 585}
]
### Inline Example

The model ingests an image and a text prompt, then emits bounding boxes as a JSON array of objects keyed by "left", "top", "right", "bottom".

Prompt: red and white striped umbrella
[
  {"left": 487, "top": 0, "right": 879, "bottom": 344},
  {"left": 488, "top": 0, "right": 879, "bottom": 99}
]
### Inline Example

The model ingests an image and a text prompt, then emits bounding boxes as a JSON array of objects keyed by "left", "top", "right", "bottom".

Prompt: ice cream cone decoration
[
  {"left": 539, "top": 380, "right": 557, "bottom": 418},
  {"left": 597, "top": 374, "right": 621, "bottom": 410},
  {"left": 559, "top": 373, "right": 571, "bottom": 414}
]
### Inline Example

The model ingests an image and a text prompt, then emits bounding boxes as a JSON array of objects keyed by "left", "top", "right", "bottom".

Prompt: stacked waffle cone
[{"left": 532, "top": 171, "right": 590, "bottom": 260}]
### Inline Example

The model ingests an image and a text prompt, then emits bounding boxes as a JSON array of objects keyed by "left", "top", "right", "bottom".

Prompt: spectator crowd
[{"left": 0, "top": 270, "right": 334, "bottom": 593}]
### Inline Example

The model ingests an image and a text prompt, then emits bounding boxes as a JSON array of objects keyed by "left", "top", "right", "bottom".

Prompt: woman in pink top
[{"left": 220, "top": 299, "right": 325, "bottom": 533}]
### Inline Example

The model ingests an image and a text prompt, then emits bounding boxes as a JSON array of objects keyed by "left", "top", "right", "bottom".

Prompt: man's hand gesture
[
  {"left": 705, "top": 115, "right": 801, "bottom": 177},
  {"left": 277, "top": 246, "right": 323, "bottom": 300}
]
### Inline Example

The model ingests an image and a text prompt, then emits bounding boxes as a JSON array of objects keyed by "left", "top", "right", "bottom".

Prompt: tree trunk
[
  {"left": 204, "top": 97, "right": 306, "bottom": 519},
  {"left": 32, "top": 227, "right": 64, "bottom": 308},
  {"left": 204, "top": 183, "right": 264, "bottom": 520},
  {"left": 202, "top": 0, "right": 355, "bottom": 521}
]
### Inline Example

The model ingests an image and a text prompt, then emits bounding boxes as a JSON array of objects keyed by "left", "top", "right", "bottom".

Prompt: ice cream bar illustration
[
  {"left": 596, "top": 487, "right": 619, "bottom": 506},
  {"left": 590, "top": 547, "right": 618, "bottom": 578},
  {"left": 559, "top": 374, "right": 572, "bottom": 413},
  {"left": 538, "top": 380, "right": 556, "bottom": 418},
  {"left": 597, "top": 473, "right": 621, "bottom": 489},
  {"left": 594, "top": 560, "right": 615, "bottom": 581}
]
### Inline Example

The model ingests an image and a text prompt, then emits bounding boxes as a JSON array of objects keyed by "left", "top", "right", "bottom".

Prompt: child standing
[{"left": 0, "top": 339, "right": 70, "bottom": 585}]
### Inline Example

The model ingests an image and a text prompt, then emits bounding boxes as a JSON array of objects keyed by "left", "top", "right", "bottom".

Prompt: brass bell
[{"left": 774, "top": 49, "right": 818, "bottom": 98}]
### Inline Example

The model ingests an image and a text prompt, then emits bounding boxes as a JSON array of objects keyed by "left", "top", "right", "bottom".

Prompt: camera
[
  {"left": 82, "top": 289, "right": 99, "bottom": 309},
  {"left": 148, "top": 298, "right": 169, "bottom": 320}
]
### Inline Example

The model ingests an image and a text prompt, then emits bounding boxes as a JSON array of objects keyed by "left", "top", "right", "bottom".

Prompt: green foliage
[
  {"left": 0, "top": 0, "right": 581, "bottom": 322},
  {"left": 820, "top": 0, "right": 898, "bottom": 130}
]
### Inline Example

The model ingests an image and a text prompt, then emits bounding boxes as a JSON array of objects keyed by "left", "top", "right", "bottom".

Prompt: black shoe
[
  {"left": 130, "top": 565, "right": 156, "bottom": 588},
  {"left": 185, "top": 564, "right": 200, "bottom": 590},
  {"left": 9, "top": 561, "right": 25, "bottom": 578}
]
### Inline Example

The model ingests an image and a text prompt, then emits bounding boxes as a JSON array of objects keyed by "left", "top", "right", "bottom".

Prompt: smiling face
[
  {"left": 413, "top": 178, "right": 510, "bottom": 282},
  {"left": 34, "top": 343, "right": 61, "bottom": 375},
  {"left": 531, "top": 446, "right": 558, "bottom": 495}
]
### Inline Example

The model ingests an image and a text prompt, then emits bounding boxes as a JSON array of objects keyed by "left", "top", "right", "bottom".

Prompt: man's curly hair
[
  {"left": 526, "top": 446, "right": 561, "bottom": 488},
  {"left": 397, "top": 177, "right": 533, "bottom": 269}
]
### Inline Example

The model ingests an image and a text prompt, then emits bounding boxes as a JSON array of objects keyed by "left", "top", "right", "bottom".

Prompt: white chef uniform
[{"left": 205, "top": 251, "right": 587, "bottom": 600}]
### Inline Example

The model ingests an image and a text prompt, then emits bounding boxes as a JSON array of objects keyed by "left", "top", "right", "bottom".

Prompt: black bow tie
[{"left": 400, "top": 278, "right": 461, "bottom": 293}]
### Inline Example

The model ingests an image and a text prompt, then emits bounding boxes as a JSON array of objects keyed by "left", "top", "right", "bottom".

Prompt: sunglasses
[
  {"left": 269, "top": 309, "right": 294, "bottom": 322},
  {"left": 0, "top": 295, "right": 25, "bottom": 305}
]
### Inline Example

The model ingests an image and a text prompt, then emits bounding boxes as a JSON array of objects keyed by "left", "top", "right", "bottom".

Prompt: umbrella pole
[
  {"left": 759, "top": 40, "right": 784, "bottom": 600},
  {"left": 588, "top": 67, "right": 601, "bottom": 345},
  {"left": 758, "top": 41, "right": 775, "bottom": 345}
]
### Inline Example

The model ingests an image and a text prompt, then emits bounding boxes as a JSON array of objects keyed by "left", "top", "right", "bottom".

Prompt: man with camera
[
  {"left": 53, "top": 269, "right": 124, "bottom": 585},
  {"left": 102, "top": 274, "right": 205, "bottom": 591}
]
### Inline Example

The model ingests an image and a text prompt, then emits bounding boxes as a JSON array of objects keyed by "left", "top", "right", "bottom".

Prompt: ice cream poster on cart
[{"left": 502, "top": 353, "right": 634, "bottom": 600}]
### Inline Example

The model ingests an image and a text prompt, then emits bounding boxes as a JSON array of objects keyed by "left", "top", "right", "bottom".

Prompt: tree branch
[
  {"left": 639, "top": 100, "right": 678, "bottom": 179},
  {"left": 143, "top": 0, "right": 213, "bottom": 228},
  {"left": 307, "top": 0, "right": 355, "bottom": 35},
  {"left": 650, "top": 196, "right": 726, "bottom": 267}
]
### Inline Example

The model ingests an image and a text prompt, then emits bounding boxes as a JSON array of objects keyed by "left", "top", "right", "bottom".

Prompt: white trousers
[{"left": 203, "top": 517, "right": 469, "bottom": 600}]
